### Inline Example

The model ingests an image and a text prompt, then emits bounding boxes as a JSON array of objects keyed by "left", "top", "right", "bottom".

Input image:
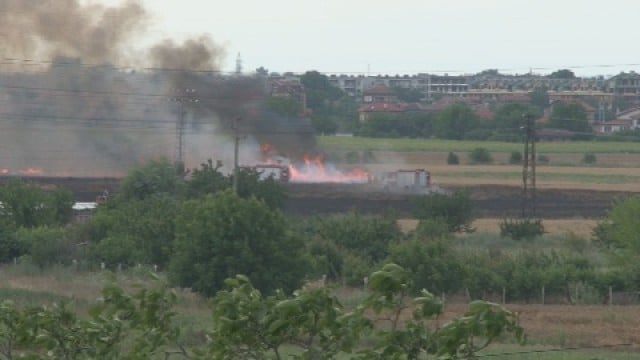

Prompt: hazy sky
[{"left": 139, "top": 0, "right": 639, "bottom": 76}]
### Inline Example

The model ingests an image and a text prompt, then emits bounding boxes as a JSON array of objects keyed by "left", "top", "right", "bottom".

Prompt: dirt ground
[{"left": 441, "top": 303, "right": 640, "bottom": 349}]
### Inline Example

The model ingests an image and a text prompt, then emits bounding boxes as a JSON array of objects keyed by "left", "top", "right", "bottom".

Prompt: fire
[
  {"left": 0, "top": 168, "right": 8, "bottom": 175},
  {"left": 19, "top": 167, "right": 43, "bottom": 176},
  {"left": 258, "top": 143, "right": 370, "bottom": 184},
  {"left": 288, "top": 154, "right": 369, "bottom": 184}
]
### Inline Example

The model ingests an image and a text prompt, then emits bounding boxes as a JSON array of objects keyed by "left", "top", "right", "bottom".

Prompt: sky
[{"left": 111, "top": 0, "right": 640, "bottom": 76}]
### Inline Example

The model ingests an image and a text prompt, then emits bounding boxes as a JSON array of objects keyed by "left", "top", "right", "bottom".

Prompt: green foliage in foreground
[{"left": 0, "top": 266, "right": 524, "bottom": 359}]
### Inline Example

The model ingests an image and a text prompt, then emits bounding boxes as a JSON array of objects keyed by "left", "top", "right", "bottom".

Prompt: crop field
[{"left": 319, "top": 135, "right": 640, "bottom": 154}]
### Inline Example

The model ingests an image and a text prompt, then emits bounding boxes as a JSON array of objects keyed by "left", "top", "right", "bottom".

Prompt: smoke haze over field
[{"left": 0, "top": 0, "right": 315, "bottom": 176}]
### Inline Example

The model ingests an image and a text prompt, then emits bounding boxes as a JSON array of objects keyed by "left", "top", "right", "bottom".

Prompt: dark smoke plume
[
  {"left": 0, "top": 0, "right": 147, "bottom": 63},
  {"left": 0, "top": 0, "right": 314, "bottom": 177}
]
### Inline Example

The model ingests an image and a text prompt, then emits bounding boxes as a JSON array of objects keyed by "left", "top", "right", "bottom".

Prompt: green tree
[
  {"left": 468, "top": 147, "right": 493, "bottom": 164},
  {"left": 549, "top": 102, "right": 590, "bottom": 132},
  {"left": 211, "top": 275, "right": 367, "bottom": 359},
  {"left": 0, "top": 267, "right": 525, "bottom": 359},
  {"left": 433, "top": 103, "right": 481, "bottom": 139},
  {"left": 300, "top": 70, "right": 344, "bottom": 115},
  {"left": 509, "top": 151, "right": 523, "bottom": 164},
  {"left": 548, "top": 69, "right": 576, "bottom": 79},
  {"left": 185, "top": 159, "right": 229, "bottom": 199},
  {"left": 413, "top": 189, "right": 474, "bottom": 232},
  {"left": 88, "top": 194, "right": 178, "bottom": 267},
  {"left": 0, "top": 181, "right": 73, "bottom": 229},
  {"left": 265, "top": 96, "right": 301, "bottom": 117},
  {"left": 300, "top": 71, "right": 358, "bottom": 132},
  {"left": 446, "top": 151, "right": 459, "bottom": 165},
  {"left": 0, "top": 278, "right": 185, "bottom": 359},
  {"left": 529, "top": 86, "right": 550, "bottom": 110},
  {"left": 360, "top": 263, "right": 524, "bottom": 359},
  {"left": 593, "top": 196, "right": 640, "bottom": 256},
  {"left": 492, "top": 103, "right": 540, "bottom": 131},
  {"left": 116, "top": 159, "right": 185, "bottom": 202},
  {"left": 170, "top": 190, "right": 306, "bottom": 296},
  {"left": 235, "top": 167, "right": 287, "bottom": 210}
]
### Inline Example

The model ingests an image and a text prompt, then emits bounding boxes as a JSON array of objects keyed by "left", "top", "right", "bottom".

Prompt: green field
[{"left": 319, "top": 136, "right": 640, "bottom": 154}]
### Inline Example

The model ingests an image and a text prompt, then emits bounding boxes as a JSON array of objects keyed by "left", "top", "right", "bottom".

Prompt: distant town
[{"left": 263, "top": 68, "right": 640, "bottom": 135}]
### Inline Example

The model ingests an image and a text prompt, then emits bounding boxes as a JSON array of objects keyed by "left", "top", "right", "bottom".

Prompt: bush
[
  {"left": 582, "top": 152, "right": 597, "bottom": 164},
  {"left": 388, "top": 238, "right": 466, "bottom": 294},
  {"left": 306, "top": 212, "right": 402, "bottom": 263},
  {"left": 537, "top": 154, "right": 550, "bottom": 164},
  {"left": 509, "top": 151, "right": 522, "bottom": 164},
  {"left": 499, "top": 218, "right": 545, "bottom": 240},
  {"left": 468, "top": 147, "right": 493, "bottom": 164},
  {"left": 446, "top": 152, "right": 459, "bottom": 165},
  {"left": 17, "top": 227, "right": 76, "bottom": 269}
]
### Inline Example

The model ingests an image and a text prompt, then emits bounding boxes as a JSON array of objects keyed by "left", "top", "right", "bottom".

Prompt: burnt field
[
  {"left": 1, "top": 176, "right": 630, "bottom": 219},
  {"left": 285, "top": 183, "right": 627, "bottom": 219}
]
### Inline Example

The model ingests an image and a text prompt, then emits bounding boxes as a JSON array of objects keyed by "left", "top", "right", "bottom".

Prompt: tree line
[{"left": 280, "top": 71, "right": 640, "bottom": 142}]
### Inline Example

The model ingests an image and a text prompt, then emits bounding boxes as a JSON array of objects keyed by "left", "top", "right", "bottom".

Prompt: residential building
[
  {"left": 592, "top": 107, "right": 640, "bottom": 134},
  {"left": 608, "top": 72, "right": 640, "bottom": 97},
  {"left": 328, "top": 73, "right": 469, "bottom": 99}
]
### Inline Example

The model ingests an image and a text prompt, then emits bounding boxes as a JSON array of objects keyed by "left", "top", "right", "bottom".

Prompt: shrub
[
  {"left": 414, "top": 190, "right": 474, "bottom": 232},
  {"left": 509, "top": 151, "right": 522, "bottom": 164},
  {"left": 468, "top": 147, "right": 493, "bottom": 164},
  {"left": 499, "top": 218, "right": 545, "bottom": 240},
  {"left": 17, "top": 227, "right": 76, "bottom": 269},
  {"left": 582, "top": 152, "right": 597, "bottom": 164},
  {"left": 537, "top": 154, "right": 550, "bottom": 163},
  {"left": 388, "top": 238, "right": 466, "bottom": 294},
  {"left": 446, "top": 152, "right": 459, "bottom": 165}
]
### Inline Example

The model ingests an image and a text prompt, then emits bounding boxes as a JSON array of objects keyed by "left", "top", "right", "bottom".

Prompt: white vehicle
[
  {"left": 381, "top": 169, "right": 431, "bottom": 190},
  {"left": 253, "top": 164, "right": 291, "bottom": 182}
]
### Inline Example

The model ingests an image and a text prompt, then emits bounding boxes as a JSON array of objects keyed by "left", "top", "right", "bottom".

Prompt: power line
[
  {"left": 2, "top": 56, "right": 640, "bottom": 76},
  {"left": 476, "top": 343, "right": 633, "bottom": 358}
]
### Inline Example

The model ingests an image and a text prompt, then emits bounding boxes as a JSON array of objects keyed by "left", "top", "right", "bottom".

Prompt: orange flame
[
  {"left": 259, "top": 143, "right": 370, "bottom": 184},
  {"left": 19, "top": 167, "right": 43, "bottom": 176},
  {"left": 0, "top": 168, "right": 8, "bottom": 175},
  {"left": 288, "top": 154, "right": 369, "bottom": 184}
]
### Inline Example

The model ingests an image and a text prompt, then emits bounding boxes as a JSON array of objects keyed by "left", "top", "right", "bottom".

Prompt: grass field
[
  {"left": 319, "top": 135, "right": 640, "bottom": 191},
  {"left": 319, "top": 135, "right": 640, "bottom": 154}
]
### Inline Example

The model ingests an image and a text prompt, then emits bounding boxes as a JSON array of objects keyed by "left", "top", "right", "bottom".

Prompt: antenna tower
[{"left": 522, "top": 113, "right": 537, "bottom": 217}]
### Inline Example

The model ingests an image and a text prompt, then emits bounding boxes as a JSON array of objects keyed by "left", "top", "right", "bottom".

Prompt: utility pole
[
  {"left": 171, "top": 88, "right": 198, "bottom": 167},
  {"left": 232, "top": 117, "right": 241, "bottom": 195},
  {"left": 522, "top": 113, "right": 537, "bottom": 218}
]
